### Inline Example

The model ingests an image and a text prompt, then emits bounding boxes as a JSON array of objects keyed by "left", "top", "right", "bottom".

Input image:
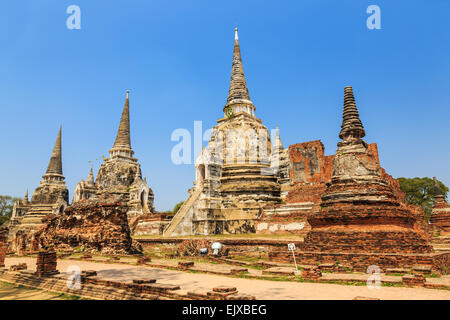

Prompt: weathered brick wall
[
  {"left": 130, "top": 212, "right": 170, "bottom": 236},
  {"left": 39, "top": 197, "right": 137, "bottom": 255},
  {"left": 285, "top": 141, "right": 408, "bottom": 206},
  {"left": 0, "top": 227, "right": 8, "bottom": 267},
  {"left": 285, "top": 183, "right": 326, "bottom": 207},
  {"left": 284, "top": 141, "right": 330, "bottom": 214},
  {"left": 288, "top": 140, "right": 329, "bottom": 185},
  {"left": 256, "top": 211, "right": 311, "bottom": 235}
]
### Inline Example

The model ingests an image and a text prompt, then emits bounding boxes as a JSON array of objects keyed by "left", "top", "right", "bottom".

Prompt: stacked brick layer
[
  {"left": 431, "top": 196, "right": 450, "bottom": 232},
  {"left": 35, "top": 250, "right": 58, "bottom": 277},
  {"left": 39, "top": 197, "right": 135, "bottom": 255}
]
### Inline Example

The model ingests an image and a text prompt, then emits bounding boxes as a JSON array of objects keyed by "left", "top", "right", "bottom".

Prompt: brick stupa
[
  {"left": 303, "top": 86, "right": 433, "bottom": 257},
  {"left": 430, "top": 177, "right": 450, "bottom": 233}
]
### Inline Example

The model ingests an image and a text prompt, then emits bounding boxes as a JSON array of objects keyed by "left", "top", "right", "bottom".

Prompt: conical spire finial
[
  {"left": 24, "top": 189, "right": 29, "bottom": 202},
  {"left": 226, "top": 28, "right": 252, "bottom": 107},
  {"left": 86, "top": 166, "right": 95, "bottom": 186},
  {"left": 112, "top": 90, "right": 132, "bottom": 151},
  {"left": 45, "top": 125, "right": 63, "bottom": 176},
  {"left": 339, "top": 86, "right": 366, "bottom": 141},
  {"left": 274, "top": 125, "right": 283, "bottom": 150},
  {"left": 433, "top": 177, "right": 443, "bottom": 196}
]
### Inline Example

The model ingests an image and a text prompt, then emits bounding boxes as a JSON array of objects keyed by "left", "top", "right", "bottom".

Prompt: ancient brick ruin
[
  {"left": 302, "top": 87, "right": 432, "bottom": 255},
  {"left": 38, "top": 196, "right": 137, "bottom": 255},
  {"left": 131, "top": 212, "right": 173, "bottom": 236},
  {"left": 430, "top": 177, "right": 450, "bottom": 233},
  {"left": 256, "top": 139, "right": 408, "bottom": 236},
  {"left": 35, "top": 250, "right": 58, "bottom": 277},
  {"left": 0, "top": 227, "right": 8, "bottom": 267}
]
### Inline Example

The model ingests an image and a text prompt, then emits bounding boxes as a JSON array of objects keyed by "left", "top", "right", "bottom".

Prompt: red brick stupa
[
  {"left": 430, "top": 177, "right": 450, "bottom": 233},
  {"left": 303, "top": 86, "right": 433, "bottom": 258}
]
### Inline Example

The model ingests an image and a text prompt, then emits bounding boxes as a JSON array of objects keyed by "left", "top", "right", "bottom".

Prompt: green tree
[
  {"left": 173, "top": 201, "right": 184, "bottom": 213},
  {"left": 397, "top": 177, "right": 448, "bottom": 221},
  {"left": 0, "top": 195, "right": 20, "bottom": 226}
]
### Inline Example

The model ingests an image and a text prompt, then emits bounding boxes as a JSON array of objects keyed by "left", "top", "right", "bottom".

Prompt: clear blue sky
[{"left": 0, "top": 0, "right": 449, "bottom": 211}]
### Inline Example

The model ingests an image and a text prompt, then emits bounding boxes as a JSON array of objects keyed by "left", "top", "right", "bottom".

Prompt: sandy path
[
  {"left": 4, "top": 257, "right": 450, "bottom": 300},
  {"left": 0, "top": 282, "right": 64, "bottom": 300}
]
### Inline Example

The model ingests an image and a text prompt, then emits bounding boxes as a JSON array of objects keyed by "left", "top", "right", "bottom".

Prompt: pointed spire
[
  {"left": 226, "top": 28, "right": 252, "bottom": 107},
  {"left": 112, "top": 90, "right": 132, "bottom": 150},
  {"left": 273, "top": 125, "right": 283, "bottom": 150},
  {"left": 339, "top": 86, "right": 366, "bottom": 141},
  {"left": 24, "top": 190, "right": 29, "bottom": 203},
  {"left": 45, "top": 125, "right": 63, "bottom": 176},
  {"left": 86, "top": 166, "right": 95, "bottom": 186},
  {"left": 434, "top": 177, "right": 443, "bottom": 196}
]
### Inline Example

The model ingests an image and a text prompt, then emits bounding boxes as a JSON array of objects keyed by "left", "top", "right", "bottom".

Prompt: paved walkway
[{"left": 4, "top": 257, "right": 450, "bottom": 300}]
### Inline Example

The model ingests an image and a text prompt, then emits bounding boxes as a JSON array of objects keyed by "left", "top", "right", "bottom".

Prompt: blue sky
[{"left": 0, "top": 0, "right": 449, "bottom": 211}]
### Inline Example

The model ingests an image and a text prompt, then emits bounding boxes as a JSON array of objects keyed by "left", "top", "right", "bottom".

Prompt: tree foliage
[
  {"left": 173, "top": 201, "right": 184, "bottom": 213},
  {"left": 397, "top": 177, "right": 448, "bottom": 221},
  {"left": 0, "top": 195, "right": 20, "bottom": 226}
]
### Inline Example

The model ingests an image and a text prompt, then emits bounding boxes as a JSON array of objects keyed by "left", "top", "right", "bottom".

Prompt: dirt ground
[
  {"left": 4, "top": 257, "right": 450, "bottom": 300},
  {"left": 0, "top": 281, "right": 65, "bottom": 300}
]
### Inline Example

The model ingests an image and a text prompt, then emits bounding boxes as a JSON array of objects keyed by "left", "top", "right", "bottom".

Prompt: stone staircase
[
  {"left": 16, "top": 204, "right": 54, "bottom": 233},
  {"left": 163, "top": 184, "right": 203, "bottom": 237}
]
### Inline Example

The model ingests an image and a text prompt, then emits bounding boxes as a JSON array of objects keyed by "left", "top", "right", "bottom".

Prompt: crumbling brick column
[
  {"left": 35, "top": 250, "right": 58, "bottom": 277},
  {"left": 0, "top": 227, "right": 8, "bottom": 268},
  {"left": 302, "top": 266, "right": 322, "bottom": 280}
]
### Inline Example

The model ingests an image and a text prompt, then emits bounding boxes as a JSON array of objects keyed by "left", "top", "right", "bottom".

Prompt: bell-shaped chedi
[
  {"left": 303, "top": 86, "right": 433, "bottom": 254},
  {"left": 163, "top": 29, "right": 280, "bottom": 237},
  {"left": 430, "top": 177, "right": 450, "bottom": 233}
]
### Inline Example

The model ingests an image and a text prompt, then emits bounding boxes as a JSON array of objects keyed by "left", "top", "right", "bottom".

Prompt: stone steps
[{"left": 163, "top": 184, "right": 203, "bottom": 237}]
